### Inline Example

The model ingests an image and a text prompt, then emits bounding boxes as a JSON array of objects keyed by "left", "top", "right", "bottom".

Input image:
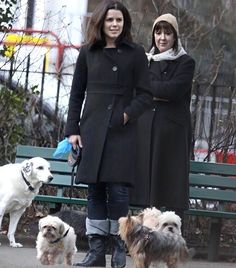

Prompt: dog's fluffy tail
[{"left": 179, "top": 243, "right": 196, "bottom": 262}]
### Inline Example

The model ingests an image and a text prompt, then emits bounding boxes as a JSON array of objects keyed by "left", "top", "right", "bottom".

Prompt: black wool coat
[
  {"left": 65, "top": 41, "right": 152, "bottom": 185},
  {"left": 130, "top": 54, "right": 195, "bottom": 210}
]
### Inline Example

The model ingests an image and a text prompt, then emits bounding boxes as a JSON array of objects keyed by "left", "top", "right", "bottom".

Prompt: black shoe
[
  {"left": 73, "top": 235, "right": 106, "bottom": 267},
  {"left": 111, "top": 235, "right": 126, "bottom": 268},
  {"left": 73, "top": 252, "right": 105, "bottom": 267}
]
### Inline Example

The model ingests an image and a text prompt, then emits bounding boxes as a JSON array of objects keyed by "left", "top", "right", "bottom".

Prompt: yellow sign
[{"left": 4, "top": 33, "right": 50, "bottom": 69}]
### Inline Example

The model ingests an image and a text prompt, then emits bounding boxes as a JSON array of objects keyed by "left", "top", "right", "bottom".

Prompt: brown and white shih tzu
[
  {"left": 36, "top": 215, "right": 77, "bottom": 265},
  {"left": 119, "top": 210, "right": 189, "bottom": 268}
]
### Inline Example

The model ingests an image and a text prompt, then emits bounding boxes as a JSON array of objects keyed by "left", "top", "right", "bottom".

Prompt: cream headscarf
[{"left": 146, "top": 13, "right": 187, "bottom": 62}]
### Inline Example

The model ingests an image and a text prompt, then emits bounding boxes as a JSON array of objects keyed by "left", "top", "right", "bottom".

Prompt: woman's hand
[
  {"left": 68, "top": 135, "right": 83, "bottom": 149},
  {"left": 123, "top": 113, "right": 129, "bottom": 125}
]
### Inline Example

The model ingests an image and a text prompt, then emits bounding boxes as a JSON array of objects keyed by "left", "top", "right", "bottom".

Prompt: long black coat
[
  {"left": 65, "top": 41, "right": 152, "bottom": 185},
  {"left": 130, "top": 54, "right": 195, "bottom": 210}
]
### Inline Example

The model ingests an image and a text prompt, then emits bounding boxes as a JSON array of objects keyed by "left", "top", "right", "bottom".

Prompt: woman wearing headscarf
[{"left": 131, "top": 13, "right": 195, "bottom": 225}]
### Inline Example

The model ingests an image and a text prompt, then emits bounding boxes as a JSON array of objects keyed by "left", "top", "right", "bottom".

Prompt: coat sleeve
[
  {"left": 124, "top": 45, "right": 153, "bottom": 120},
  {"left": 65, "top": 46, "right": 87, "bottom": 136},
  {"left": 151, "top": 56, "right": 195, "bottom": 102}
]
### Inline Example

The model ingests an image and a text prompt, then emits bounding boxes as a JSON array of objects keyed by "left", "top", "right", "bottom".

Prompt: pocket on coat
[{"left": 109, "top": 109, "right": 124, "bottom": 129}]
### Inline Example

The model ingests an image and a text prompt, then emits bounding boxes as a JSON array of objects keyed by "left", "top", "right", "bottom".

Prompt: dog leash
[
  {"left": 68, "top": 144, "right": 82, "bottom": 204},
  {"left": 68, "top": 166, "right": 77, "bottom": 212},
  {"left": 69, "top": 166, "right": 75, "bottom": 200}
]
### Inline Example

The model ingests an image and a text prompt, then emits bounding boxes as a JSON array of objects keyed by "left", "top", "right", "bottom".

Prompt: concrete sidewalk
[
  {"left": 0, "top": 245, "right": 235, "bottom": 267},
  {"left": 0, "top": 235, "right": 235, "bottom": 268}
]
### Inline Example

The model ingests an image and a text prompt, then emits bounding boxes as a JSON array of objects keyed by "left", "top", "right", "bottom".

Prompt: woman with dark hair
[
  {"left": 131, "top": 14, "right": 195, "bottom": 227},
  {"left": 65, "top": 1, "right": 152, "bottom": 267}
]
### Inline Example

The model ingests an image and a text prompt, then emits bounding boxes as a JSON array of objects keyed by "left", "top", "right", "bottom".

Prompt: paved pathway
[{"left": 0, "top": 235, "right": 235, "bottom": 267}]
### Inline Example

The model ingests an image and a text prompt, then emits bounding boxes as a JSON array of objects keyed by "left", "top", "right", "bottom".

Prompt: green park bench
[
  {"left": 15, "top": 144, "right": 236, "bottom": 262},
  {"left": 186, "top": 161, "right": 236, "bottom": 261}
]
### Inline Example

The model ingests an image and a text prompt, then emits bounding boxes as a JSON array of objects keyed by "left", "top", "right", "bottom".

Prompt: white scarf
[{"left": 146, "top": 40, "right": 187, "bottom": 62}]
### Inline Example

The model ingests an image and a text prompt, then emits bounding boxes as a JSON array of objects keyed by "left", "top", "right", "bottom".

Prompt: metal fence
[
  {"left": 191, "top": 82, "right": 236, "bottom": 162},
  {"left": 0, "top": 28, "right": 80, "bottom": 118}
]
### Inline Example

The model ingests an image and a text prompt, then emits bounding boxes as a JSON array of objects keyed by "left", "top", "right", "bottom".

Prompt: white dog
[
  {"left": 0, "top": 157, "right": 53, "bottom": 247},
  {"left": 36, "top": 215, "right": 77, "bottom": 265},
  {"left": 156, "top": 211, "right": 182, "bottom": 235}
]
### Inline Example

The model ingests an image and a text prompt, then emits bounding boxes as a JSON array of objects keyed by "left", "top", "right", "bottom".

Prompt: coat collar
[{"left": 88, "top": 38, "right": 135, "bottom": 50}]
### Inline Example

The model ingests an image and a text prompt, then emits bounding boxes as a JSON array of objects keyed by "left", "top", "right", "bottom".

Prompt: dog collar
[
  {"left": 21, "top": 171, "right": 35, "bottom": 191},
  {"left": 50, "top": 228, "right": 70, "bottom": 244}
]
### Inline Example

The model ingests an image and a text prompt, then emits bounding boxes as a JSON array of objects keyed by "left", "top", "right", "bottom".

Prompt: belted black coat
[
  {"left": 130, "top": 54, "right": 195, "bottom": 210},
  {"left": 65, "top": 40, "right": 152, "bottom": 185}
]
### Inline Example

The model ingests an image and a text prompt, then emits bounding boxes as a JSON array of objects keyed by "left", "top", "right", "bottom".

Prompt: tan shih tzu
[
  {"left": 36, "top": 215, "right": 77, "bottom": 265},
  {"left": 137, "top": 207, "right": 162, "bottom": 230}
]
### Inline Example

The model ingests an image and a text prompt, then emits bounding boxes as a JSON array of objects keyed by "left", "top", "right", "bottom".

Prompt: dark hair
[
  {"left": 151, "top": 21, "right": 178, "bottom": 53},
  {"left": 86, "top": 0, "right": 132, "bottom": 46}
]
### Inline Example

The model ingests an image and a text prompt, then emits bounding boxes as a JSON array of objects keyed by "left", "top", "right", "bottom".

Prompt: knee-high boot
[
  {"left": 73, "top": 234, "right": 106, "bottom": 267},
  {"left": 73, "top": 218, "right": 109, "bottom": 267},
  {"left": 110, "top": 220, "right": 126, "bottom": 268}
]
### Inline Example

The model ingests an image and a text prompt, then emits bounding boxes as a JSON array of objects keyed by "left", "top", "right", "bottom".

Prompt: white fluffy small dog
[
  {"left": 36, "top": 215, "right": 77, "bottom": 265},
  {"left": 156, "top": 211, "right": 182, "bottom": 235},
  {"left": 0, "top": 157, "right": 53, "bottom": 247}
]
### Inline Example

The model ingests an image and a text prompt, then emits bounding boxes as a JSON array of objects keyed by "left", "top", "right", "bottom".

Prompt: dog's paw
[{"left": 10, "top": 242, "right": 23, "bottom": 248}]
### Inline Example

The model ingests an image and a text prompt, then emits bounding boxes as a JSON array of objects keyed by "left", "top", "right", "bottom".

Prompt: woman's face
[
  {"left": 154, "top": 28, "right": 175, "bottom": 53},
  {"left": 103, "top": 9, "right": 124, "bottom": 46}
]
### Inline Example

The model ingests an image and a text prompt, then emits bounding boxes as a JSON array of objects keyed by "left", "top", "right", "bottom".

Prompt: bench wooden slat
[
  {"left": 190, "top": 160, "right": 236, "bottom": 176},
  {"left": 15, "top": 157, "right": 73, "bottom": 173},
  {"left": 46, "top": 174, "right": 88, "bottom": 188},
  {"left": 185, "top": 209, "right": 236, "bottom": 219},
  {"left": 189, "top": 174, "right": 236, "bottom": 189},
  {"left": 16, "top": 145, "right": 66, "bottom": 160},
  {"left": 189, "top": 186, "right": 236, "bottom": 202},
  {"left": 34, "top": 195, "right": 87, "bottom": 205}
]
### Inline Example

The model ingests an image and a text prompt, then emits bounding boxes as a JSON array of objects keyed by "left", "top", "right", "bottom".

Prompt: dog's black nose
[
  {"left": 168, "top": 226, "right": 174, "bottom": 233},
  {"left": 48, "top": 176, "right": 53, "bottom": 182}
]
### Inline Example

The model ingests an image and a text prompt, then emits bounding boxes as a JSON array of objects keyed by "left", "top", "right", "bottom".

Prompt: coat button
[
  {"left": 163, "top": 71, "right": 167, "bottom": 74},
  {"left": 112, "top": 66, "right": 118, "bottom": 72},
  {"left": 107, "top": 104, "right": 112, "bottom": 110},
  {"left": 117, "top": 49, "right": 122, "bottom": 53}
]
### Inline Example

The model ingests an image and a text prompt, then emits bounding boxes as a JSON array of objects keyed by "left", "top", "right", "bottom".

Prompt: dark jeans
[{"left": 87, "top": 182, "right": 129, "bottom": 220}]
